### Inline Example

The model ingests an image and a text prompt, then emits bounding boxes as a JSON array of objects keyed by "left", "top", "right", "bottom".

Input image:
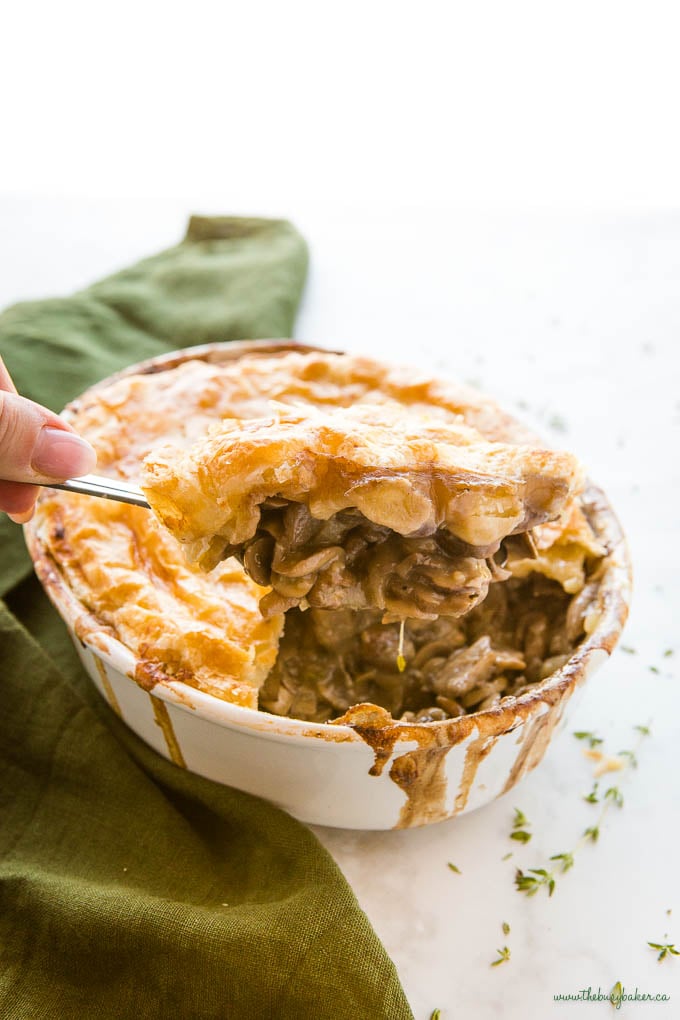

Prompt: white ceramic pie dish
[{"left": 24, "top": 341, "right": 632, "bottom": 830}]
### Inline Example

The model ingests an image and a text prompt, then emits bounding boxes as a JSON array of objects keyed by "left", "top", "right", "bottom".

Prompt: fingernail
[
  {"left": 8, "top": 507, "right": 35, "bottom": 525},
  {"left": 32, "top": 427, "right": 97, "bottom": 479}
]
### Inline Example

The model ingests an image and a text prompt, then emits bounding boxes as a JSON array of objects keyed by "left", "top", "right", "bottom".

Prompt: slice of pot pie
[{"left": 141, "top": 402, "right": 583, "bottom": 621}]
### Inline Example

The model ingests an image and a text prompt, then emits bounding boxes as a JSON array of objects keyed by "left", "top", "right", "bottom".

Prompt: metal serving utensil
[{"left": 46, "top": 474, "right": 151, "bottom": 509}]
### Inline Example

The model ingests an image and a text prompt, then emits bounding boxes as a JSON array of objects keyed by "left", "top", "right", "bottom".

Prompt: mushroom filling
[
  {"left": 260, "top": 570, "right": 601, "bottom": 723},
  {"left": 226, "top": 499, "right": 503, "bottom": 621}
]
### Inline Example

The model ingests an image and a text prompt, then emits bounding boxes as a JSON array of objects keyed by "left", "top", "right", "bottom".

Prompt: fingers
[
  {"left": 0, "top": 355, "right": 18, "bottom": 394},
  {"left": 0, "top": 361, "right": 38, "bottom": 519},
  {"left": 0, "top": 480, "right": 39, "bottom": 522},
  {"left": 0, "top": 390, "right": 96, "bottom": 516},
  {"left": 0, "top": 360, "right": 96, "bottom": 520}
]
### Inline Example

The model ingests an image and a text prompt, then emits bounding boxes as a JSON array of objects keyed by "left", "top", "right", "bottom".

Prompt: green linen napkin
[{"left": 0, "top": 217, "right": 413, "bottom": 1020}]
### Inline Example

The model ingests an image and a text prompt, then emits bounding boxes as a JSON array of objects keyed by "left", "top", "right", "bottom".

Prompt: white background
[
  {"left": 2, "top": 4, "right": 680, "bottom": 1018},
  {"left": 2, "top": 1, "right": 680, "bottom": 210}
]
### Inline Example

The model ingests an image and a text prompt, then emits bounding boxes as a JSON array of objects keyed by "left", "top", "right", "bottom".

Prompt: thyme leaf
[
  {"left": 648, "top": 942, "right": 680, "bottom": 962},
  {"left": 512, "top": 808, "right": 529, "bottom": 829},
  {"left": 574, "top": 731, "right": 603, "bottom": 748},
  {"left": 547, "top": 413, "right": 567, "bottom": 433},
  {"left": 604, "top": 786, "right": 624, "bottom": 808},
  {"left": 610, "top": 981, "right": 623, "bottom": 1007}
]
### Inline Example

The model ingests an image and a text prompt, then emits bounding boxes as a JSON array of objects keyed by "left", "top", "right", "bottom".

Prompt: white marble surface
[{"left": 1, "top": 199, "right": 679, "bottom": 1018}]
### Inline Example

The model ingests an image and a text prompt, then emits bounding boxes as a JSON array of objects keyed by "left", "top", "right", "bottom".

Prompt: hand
[{"left": 0, "top": 356, "right": 96, "bottom": 524}]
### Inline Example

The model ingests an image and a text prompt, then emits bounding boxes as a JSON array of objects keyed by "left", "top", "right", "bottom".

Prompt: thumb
[{"left": 0, "top": 390, "right": 97, "bottom": 484}]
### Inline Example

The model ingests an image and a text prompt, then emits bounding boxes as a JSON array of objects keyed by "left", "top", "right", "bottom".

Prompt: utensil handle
[{"left": 46, "top": 474, "right": 150, "bottom": 508}]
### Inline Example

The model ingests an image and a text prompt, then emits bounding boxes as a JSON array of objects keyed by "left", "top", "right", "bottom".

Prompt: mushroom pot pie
[{"left": 35, "top": 346, "right": 608, "bottom": 725}]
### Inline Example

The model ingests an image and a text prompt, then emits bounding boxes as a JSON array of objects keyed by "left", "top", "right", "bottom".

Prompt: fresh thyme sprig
[
  {"left": 648, "top": 942, "right": 680, "bottom": 962},
  {"left": 515, "top": 722, "right": 650, "bottom": 897},
  {"left": 490, "top": 946, "right": 511, "bottom": 967},
  {"left": 514, "top": 868, "right": 555, "bottom": 897},
  {"left": 574, "top": 726, "right": 647, "bottom": 847}
]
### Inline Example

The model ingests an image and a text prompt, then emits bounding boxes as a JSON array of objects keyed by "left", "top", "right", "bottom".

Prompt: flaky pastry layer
[{"left": 36, "top": 494, "right": 282, "bottom": 707}]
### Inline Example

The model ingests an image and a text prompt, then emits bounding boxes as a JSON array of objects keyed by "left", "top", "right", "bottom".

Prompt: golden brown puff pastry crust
[
  {"left": 141, "top": 402, "right": 583, "bottom": 619},
  {"left": 35, "top": 493, "right": 282, "bottom": 707},
  {"left": 65, "top": 349, "right": 535, "bottom": 477}
]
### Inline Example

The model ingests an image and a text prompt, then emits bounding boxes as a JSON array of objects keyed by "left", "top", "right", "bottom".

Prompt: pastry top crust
[
  {"left": 64, "top": 349, "right": 536, "bottom": 479},
  {"left": 141, "top": 402, "right": 583, "bottom": 558}
]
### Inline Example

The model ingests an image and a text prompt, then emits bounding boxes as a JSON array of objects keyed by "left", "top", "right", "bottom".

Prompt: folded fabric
[{"left": 0, "top": 217, "right": 413, "bottom": 1020}]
